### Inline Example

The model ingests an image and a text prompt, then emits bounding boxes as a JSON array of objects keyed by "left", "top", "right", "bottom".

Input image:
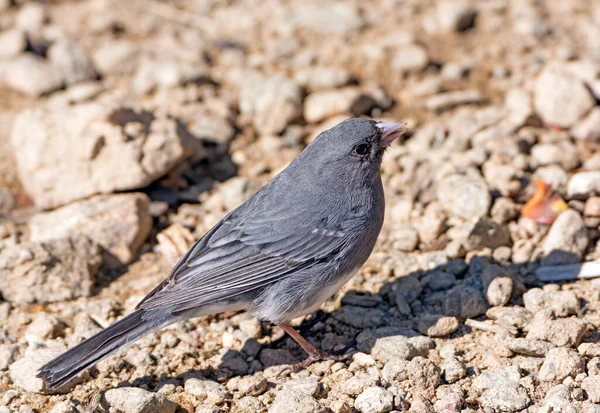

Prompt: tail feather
[{"left": 37, "top": 309, "right": 169, "bottom": 390}]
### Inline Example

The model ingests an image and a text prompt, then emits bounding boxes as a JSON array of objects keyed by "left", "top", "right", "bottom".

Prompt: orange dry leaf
[{"left": 521, "top": 179, "right": 569, "bottom": 225}]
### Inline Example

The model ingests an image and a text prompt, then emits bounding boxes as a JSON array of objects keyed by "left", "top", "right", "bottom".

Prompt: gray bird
[{"left": 37, "top": 118, "right": 407, "bottom": 390}]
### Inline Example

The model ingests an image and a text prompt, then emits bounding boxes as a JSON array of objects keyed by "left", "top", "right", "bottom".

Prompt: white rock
[
  {"left": 9, "top": 347, "right": 76, "bottom": 393},
  {"left": 572, "top": 108, "right": 600, "bottom": 141},
  {"left": 354, "top": 387, "right": 393, "bottom": 413},
  {"left": 542, "top": 209, "right": 588, "bottom": 265},
  {"left": 268, "top": 389, "right": 327, "bottom": 413},
  {"left": 568, "top": 171, "right": 600, "bottom": 198},
  {"left": 133, "top": 59, "right": 206, "bottom": 94},
  {"left": 424, "top": 90, "right": 484, "bottom": 111},
  {"left": 392, "top": 45, "right": 429, "bottom": 74},
  {"left": 436, "top": 174, "right": 491, "bottom": 219},
  {"left": 47, "top": 39, "right": 98, "bottom": 86},
  {"left": 184, "top": 378, "right": 230, "bottom": 404},
  {"left": 240, "top": 73, "right": 302, "bottom": 135},
  {"left": 425, "top": 0, "right": 477, "bottom": 34},
  {"left": 3, "top": 54, "right": 64, "bottom": 96},
  {"left": 294, "top": 66, "right": 352, "bottom": 91},
  {"left": 29, "top": 193, "right": 152, "bottom": 264},
  {"left": 15, "top": 3, "right": 47, "bottom": 32},
  {"left": 534, "top": 64, "right": 595, "bottom": 128},
  {"left": 11, "top": 100, "right": 195, "bottom": 209},
  {"left": 0, "top": 29, "right": 27, "bottom": 59},
  {"left": 102, "top": 387, "right": 177, "bottom": 413},
  {"left": 289, "top": 3, "right": 364, "bottom": 34},
  {"left": 539, "top": 347, "right": 585, "bottom": 381},
  {"left": 304, "top": 87, "right": 361, "bottom": 123}
]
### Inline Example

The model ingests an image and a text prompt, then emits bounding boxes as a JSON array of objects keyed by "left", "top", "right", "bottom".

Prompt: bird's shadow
[{"left": 99, "top": 249, "right": 595, "bottom": 401}]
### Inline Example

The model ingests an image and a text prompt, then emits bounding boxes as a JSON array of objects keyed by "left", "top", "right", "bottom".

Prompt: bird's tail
[{"left": 37, "top": 309, "right": 171, "bottom": 390}]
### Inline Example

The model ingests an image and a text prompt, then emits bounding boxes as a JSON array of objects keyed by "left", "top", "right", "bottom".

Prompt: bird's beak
[{"left": 377, "top": 121, "right": 408, "bottom": 147}]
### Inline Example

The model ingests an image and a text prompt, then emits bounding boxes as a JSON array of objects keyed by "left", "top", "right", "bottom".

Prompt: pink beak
[{"left": 377, "top": 121, "right": 408, "bottom": 147}]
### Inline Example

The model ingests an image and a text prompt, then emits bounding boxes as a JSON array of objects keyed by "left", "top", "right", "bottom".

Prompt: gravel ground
[{"left": 2, "top": 0, "right": 600, "bottom": 412}]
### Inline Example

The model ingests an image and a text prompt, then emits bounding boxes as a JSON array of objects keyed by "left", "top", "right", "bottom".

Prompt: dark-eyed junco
[{"left": 38, "top": 118, "right": 407, "bottom": 390}]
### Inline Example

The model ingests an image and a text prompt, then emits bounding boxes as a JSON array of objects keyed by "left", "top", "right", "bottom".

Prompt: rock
[
  {"left": 332, "top": 306, "right": 388, "bottom": 329},
  {"left": 47, "top": 39, "right": 98, "bottom": 86},
  {"left": 303, "top": 88, "right": 361, "bottom": 123},
  {"left": 442, "top": 357, "right": 467, "bottom": 384},
  {"left": 473, "top": 367, "right": 530, "bottom": 412},
  {"left": 233, "top": 396, "right": 263, "bottom": 413},
  {"left": 3, "top": 54, "right": 64, "bottom": 96},
  {"left": 259, "top": 349, "right": 298, "bottom": 367},
  {"left": 506, "top": 338, "right": 555, "bottom": 357},
  {"left": 294, "top": 66, "right": 352, "bottom": 92},
  {"left": 425, "top": 1, "right": 477, "bottom": 33},
  {"left": 491, "top": 197, "right": 520, "bottom": 224},
  {"left": 424, "top": 90, "right": 484, "bottom": 111},
  {"left": 354, "top": 387, "right": 393, "bottom": 413},
  {"left": 478, "top": 383, "right": 530, "bottom": 412},
  {"left": 239, "top": 73, "right": 302, "bottom": 135},
  {"left": 541, "top": 210, "right": 588, "bottom": 265},
  {"left": 227, "top": 375, "right": 268, "bottom": 397},
  {"left": 527, "top": 311, "right": 587, "bottom": 348},
  {"left": 481, "top": 264, "right": 513, "bottom": 307},
  {"left": 0, "top": 236, "right": 101, "bottom": 304},
  {"left": 585, "top": 197, "right": 600, "bottom": 217},
  {"left": 444, "top": 285, "right": 488, "bottom": 319},
  {"left": 486, "top": 306, "right": 532, "bottom": 329},
  {"left": 340, "top": 374, "right": 378, "bottom": 396},
  {"left": 420, "top": 270, "right": 456, "bottom": 292},
  {"left": 583, "top": 376, "right": 600, "bottom": 403},
  {"left": 370, "top": 335, "right": 434, "bottom": 363},
  {"left": 0, "top": 344, "right": 17, "bottom": 370},
  {"left": 49, "top": 400, "right": 78, "bottom": 413},
  {"left": 25, "top": 313, "right": 64, "bottom": 339},
  {"left": 390, "top": 223, "right": 419, "bottom": 252},
  {"left": 539, "top": 384, "right": 573, "bottom": 412},
  {"left": 461, "top": 217, "right": 510, "bottom": 252},
  {"left": 568, "top": 172, "right": 600, "bottom": 198},
  {"left": 156, "top": 223, "right": 196, "bottom": 263},
  {"left": 436, "top": 175, "right": 490, "bottom": 219},
  {"left": 268, "top": 389, "right": 327, "bottom": 413},
  {"left": 572, "top": 108, "right": 600, "bottom": 141},
  {"left": 11, "top": 101, "right": 196, "bottom": 209},
  {"left": 15, "top": 3, "right": 47, "bottom": 31},
  {"left": 392, "top": 274, "right": 422, "bottom": 303},
  {"left": 382, "top": 359, "right": 409, "bottom": 385},
  {"left": 522, "top": 288, "right": 580, "bottom": 317},
  {"left": 282, "top": 378, "right": 320, "bottom": 398},
  {"left": 407, "top": 356, "right": 441, "bottom": 390},
  {"left": 0, "top": 29, "right": 27, "bottom": 59},
  {"left": 579, "top": 343, "right": 600, "bottom": 357},
  {"left": 435, "top": 385, "right": 464, "bottom": 412},
  {"left": 289, "top": 3, "right": 363, "bottom": 34},
  {"left": 29, "top": 193, "right": 152, "bottom": 264},
  {"left": 185, "top": 378, "right": 230, "bottom": 404},
  {"left": 417, "top": 315, "right": 459, "bottom": 337},
  {"left": 133, "top": 59, "right": 206, "bottom": 94},
  {"left": 392, "top": 45, "right": 429, "bottom": 74},
  {"left": 531, "top": 141, "right": 580, "bottom": 171},
  {"left": 9, "top": 347, "right": 77, "bottom": 393},
  {"left": 102, "top": 387, "right": 177, "bottom": 413},
  {"left": 534, "top": 64, "right": 595, "bottom": 128},
  {"left": 92, "top": 40, "right": 139, "bottom": 74},
  {"left": 539, "top": 347, "right": 585, "bottom": 382}
]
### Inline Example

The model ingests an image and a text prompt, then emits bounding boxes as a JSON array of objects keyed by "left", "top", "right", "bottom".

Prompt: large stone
[
  {"left": 534, "top": 64, "right": 595, "bottom": 128},
  {"left": 436, "top": 174, "right": 491, "bottom": 219},
  {"left": 268, "top": 389, "right": 327, "bottom": 413},
  {"left": 0, "top": 236, "right": 101, "bottom": 304},
  {"left": 9, "top": 347, "right": 77, "bottom": 393},
  {"left": 101, "top": 387, "right": 177, "bottom": 413},
  {"left": 239, "top": 73, "right": 302, "bottom": 135},
  {"left": 29, "top": 193, "right": 152, "bottom": 264},
  {"left": 538, "top": 347, "right": 585, "bottom": 381},
  {"left": 3, "top": 54, "right": 64, "bottom": 96},
  {"left": 11, "top": 101, "right": 197, "bottom": 209},
  {"left": 354, "top": 387, "right": 393, "bottom": 413}
]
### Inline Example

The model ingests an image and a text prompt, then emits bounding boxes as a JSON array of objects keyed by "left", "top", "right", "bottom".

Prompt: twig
[
  {"left": 536, "top": 261, "right": 600, "bottom": 282},
  {"left": 465, "top": 318, "right": 516, "bottom": 335}
]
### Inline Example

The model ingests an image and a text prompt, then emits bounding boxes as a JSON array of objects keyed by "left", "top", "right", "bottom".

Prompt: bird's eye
[{"left": 354, "top": 143, "right": 370, "bottom": 155}]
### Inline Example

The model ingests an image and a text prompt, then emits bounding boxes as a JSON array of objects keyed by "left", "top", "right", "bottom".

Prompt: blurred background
[{"left": 1, "top": 0, "right": 600, "bottom": 412}]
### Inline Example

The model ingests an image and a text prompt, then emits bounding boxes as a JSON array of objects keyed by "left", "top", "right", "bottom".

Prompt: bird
[{"left": 37, "top": 117, "right": 407, "bottom": 390}]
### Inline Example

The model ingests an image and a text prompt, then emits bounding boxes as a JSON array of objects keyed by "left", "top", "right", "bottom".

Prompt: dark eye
[{"left": 354, "top": 143, "right": 370, "bottom": 155}]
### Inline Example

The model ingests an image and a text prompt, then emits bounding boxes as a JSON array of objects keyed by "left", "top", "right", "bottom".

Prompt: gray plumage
[{"left": 37, "top": 118, "right": 406, "bottom": 390}]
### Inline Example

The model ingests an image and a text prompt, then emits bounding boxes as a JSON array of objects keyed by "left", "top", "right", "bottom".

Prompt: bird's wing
[{"left": 136, "top": 205, "right": 356, "bottom": 314}]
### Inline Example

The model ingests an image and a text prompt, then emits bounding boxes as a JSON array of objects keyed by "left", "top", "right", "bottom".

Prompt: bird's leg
[{"left": 279, "top": 323, "right": 354, "bottom": 373}]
